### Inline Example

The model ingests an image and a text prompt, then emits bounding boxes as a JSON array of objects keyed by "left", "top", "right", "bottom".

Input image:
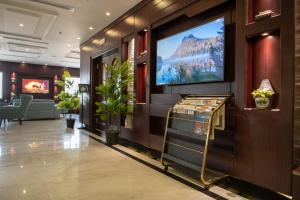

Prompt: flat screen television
[
  {"left": 156, "top": 17, "right": 225, "bottom": 85},
  {"left": 22, "top": 79, "right": 50, "bottom": 94}
]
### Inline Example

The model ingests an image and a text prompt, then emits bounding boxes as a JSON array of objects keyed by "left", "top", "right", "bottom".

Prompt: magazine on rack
[{"left": 172, "top": 96, "right": 226, "bottom": 139}]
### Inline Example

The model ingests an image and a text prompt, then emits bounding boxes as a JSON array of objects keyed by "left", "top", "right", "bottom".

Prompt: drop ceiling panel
[
  {"left": 0, "top": 0, "right": 142, "bottom": 68},
  {"left": 8, "top": 42, "right": 47, "bottom": 54},
  {"left": 65, "top": 50, "right": 80, "bottom": 59},
  {"left": 0, "top": 2, "right": 57, "bottom": 40},
  {"left": 4, "top": 8, "right": 40, "bottom": 36}
]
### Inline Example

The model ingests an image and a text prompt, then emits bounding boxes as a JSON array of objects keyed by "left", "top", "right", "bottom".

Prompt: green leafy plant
[
  {"left": 95, "top": 58, "right": 133, "bottom": 130},
  {"left": 57, "top": 71, "right": 80, "bottom": 119},
  {"left": 251, "top": 88, "right": 274, "bottom": 99}
]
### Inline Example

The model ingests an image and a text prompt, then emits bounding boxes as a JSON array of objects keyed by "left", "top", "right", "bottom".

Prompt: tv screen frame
[
  {"left": 156, "top": 16, "right": 225, "bottom": 86},
  {"left": 22, "top": 78, "right": 50, "bottom": 94}
]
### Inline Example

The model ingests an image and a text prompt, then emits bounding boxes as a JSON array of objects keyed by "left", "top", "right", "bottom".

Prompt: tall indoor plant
[
  {"left": 95, "top": 58, "right": 133, "bottom": 145},
  {"left": 57, "top": 71, "right": 80, "bottom": 128}
]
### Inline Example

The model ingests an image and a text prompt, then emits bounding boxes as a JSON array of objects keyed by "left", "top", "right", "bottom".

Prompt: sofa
[{"left": 13, "top": 99, "right": 60, "bottom": 120}]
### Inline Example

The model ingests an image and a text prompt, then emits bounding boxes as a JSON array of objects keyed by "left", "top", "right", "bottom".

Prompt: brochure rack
[{"left": 161, "top": 95, "right": 230, "bottom": 187}]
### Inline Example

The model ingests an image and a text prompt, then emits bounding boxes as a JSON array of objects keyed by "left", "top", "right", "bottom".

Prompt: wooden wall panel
[
  {"left": 235, "top": 0, "right": 294, "bottom": 195},
  {"left": 150, "top": 0, "right": 184, "bottom": 24},
  {"left": 80, "top": 0, "right": 296, "bottom": 195},
  {"left": 80, "top": 49, "right": 91, "bottom": 126},
  {"left": 294, "top": 0, "right": 300, "bottom": 198},
  {"left": 134, "top": 4, "right": 151, "bottom": 31},
  {"left": 116, "top": 17, "right": 135, "bottom": 38}
]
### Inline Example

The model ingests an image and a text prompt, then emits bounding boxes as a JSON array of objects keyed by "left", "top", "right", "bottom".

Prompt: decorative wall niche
[
  {"left": 137, "top": 29, "right": 148, "bottom": 57},
  {"left": 246, "top": 33, "right": 281, "bottom": 109},
  {"left": 136, "top": 62, "right": 147, "bottom": 103},
  {"left": 247, "top": 0, "right": 281, "bottom": 23}
]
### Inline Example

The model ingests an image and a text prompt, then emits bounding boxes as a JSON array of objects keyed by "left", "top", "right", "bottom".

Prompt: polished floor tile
[{"left": 0, "top": 119, "right": 216, "bottom": 200}]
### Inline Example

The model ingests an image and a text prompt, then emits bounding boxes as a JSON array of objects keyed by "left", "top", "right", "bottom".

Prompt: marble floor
[{"left": 0, "top": 118, "right": 225, "bottom": 200}]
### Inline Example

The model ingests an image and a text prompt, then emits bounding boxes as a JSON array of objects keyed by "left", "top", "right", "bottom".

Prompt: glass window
[
  {"left": 0, "top": 72, "right": 3, "bottom": 99},
  {"left": 65, "top": 77, "right": 80, "bottom": 96}
]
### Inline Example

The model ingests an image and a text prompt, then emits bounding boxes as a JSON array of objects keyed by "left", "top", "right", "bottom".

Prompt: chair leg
[
  {"left": 18, "top": 119, "right": 22, "bottom": 126},
  {"left": 0, "top": 119, "right": 2, "bottom": 128}
]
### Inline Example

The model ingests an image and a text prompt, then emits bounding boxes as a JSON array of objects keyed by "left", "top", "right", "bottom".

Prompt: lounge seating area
[
  {"left": 0, "top": 94, "right": 33, "bottom": 127},
  {"left": 13, "top": 99, "right": 60, "bottom": 120}
]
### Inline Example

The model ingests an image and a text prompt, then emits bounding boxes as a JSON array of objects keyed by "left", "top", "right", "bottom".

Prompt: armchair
[
  {"left": 0, "top": 95, "right": 33, "bottom": 127},
  {"left": 0, "top": 96, "right": 17, "bottom": 107}
]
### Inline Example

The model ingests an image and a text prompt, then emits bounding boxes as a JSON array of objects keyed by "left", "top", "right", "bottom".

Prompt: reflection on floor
[
  {"left": 0, "top": 119, "right": 216, "bottom": 200},
  {"left": 0, "top": 118, "right": 291, "bottom": 200}
]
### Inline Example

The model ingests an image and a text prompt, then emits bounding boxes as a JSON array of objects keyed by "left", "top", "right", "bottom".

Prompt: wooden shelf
[
  {"left": 246, "top": 15, "right": 280, "bottom": 38},
  {"left": 244, "top": 107, "right": 280, "bottom": 112},
  {"left": 247, "top": 0, "right": 281, "bottom": 24}
]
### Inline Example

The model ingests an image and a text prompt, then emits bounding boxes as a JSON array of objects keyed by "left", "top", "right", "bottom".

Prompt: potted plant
[
  {"left": 95, "top": 58, "right": 133, "bottom": 145},
  {"left": 57, "top": 71, "right": 80, "bottom": 129},
  {"left": 251, "top": 88, "right": 274, "bottom": 109}
]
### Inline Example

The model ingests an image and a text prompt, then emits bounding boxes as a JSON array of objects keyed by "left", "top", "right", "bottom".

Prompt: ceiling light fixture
[
  {"left": 22, "top": 61, "right": 25, "bottom": 64},
  {"left": 76, "top": 37, "right": 81, "bottom": 40},
  {"left": 106, "top": 12, "right": 111, "bottom": 16},
  {"left": 19, "top": 23, "right": 24, "bottom": 27},
  {"left": 261, "top": 32, "right": 269, "bottom": 37},
  {"left": 0, "top": 36, "right": 3, "bottom": 39},
  {"left": 25, "top": 48, "right": 29, "bottom": 51},
  {"left": 45, "top": 64, "right": 48, "bottom": 66},
  {"left": 67, "top": 44, "right": 71, "bottom": 47},
  {"left": 89, "top": 26, "right": 94, "bottom": 30}
]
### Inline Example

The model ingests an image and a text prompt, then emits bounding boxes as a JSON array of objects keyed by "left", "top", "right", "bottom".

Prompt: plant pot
[
  {"left": 105, "top": 129, "right": 119, "bottom": 145},
  {"left": 254, "top": 97, "right": 270, "bottom": 109},
  {"left": 66, "top": 118, "right": 76, "bottom": 129}
]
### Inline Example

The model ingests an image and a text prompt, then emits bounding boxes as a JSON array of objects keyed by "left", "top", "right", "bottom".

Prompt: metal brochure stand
[{"left": 161, "top": 95, "right": 231, "bottom": 187}]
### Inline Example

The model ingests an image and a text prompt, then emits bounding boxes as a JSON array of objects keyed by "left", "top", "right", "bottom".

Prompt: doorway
[{"left": 90, "top": 49, "right": 119, "bottom": 135}]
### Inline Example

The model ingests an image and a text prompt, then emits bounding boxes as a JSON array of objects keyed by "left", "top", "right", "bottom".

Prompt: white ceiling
[{"left": 0, "top": 0, "right": 141, "bottom": 68}]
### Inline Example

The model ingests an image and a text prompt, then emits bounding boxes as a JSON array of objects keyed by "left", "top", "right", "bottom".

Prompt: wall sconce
[
  {"left": 11, "top": 72, "right": 16, "bottom": 84},
  {"left": 54, "top": 74, "right": 58, "bottom": 86}
]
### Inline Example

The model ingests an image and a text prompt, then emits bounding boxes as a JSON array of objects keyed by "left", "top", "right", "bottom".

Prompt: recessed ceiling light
[
  {"left": 261, "top": 32, "right": 269, "bottom": 36},
  {"left": 45, "top": 64, "right": 48, "bottom": 66},
  {"left": 0, "top": 36, "right": 3, "bottom": 39},
  {"left": 76, "top": 37, "right": 81, "bottom": 40},
  {"left": 19, "top": 23, "right": 24, "bottom": 27},
  {"left": 106, "top": 12, "right": 110, "bottom": 16},
  {"left": 67, "top": 44, "right": 71, "bottom": 47},
  {"left": 25, "top": 48, "right": 29, "bottom": 51},
  {"left": 89, "top": 26, "right": 94, "bottom": 30},
  {"left": 22, "top": 61, "right": 25, "bottom": 64}
]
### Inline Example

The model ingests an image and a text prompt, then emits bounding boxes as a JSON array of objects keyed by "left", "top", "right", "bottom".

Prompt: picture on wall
[
  {"left": 22, "top": 79, "right": 49, "bottom": 94},
  {"left": 156, "top": 17, "right": 225, "bottom": 85}
]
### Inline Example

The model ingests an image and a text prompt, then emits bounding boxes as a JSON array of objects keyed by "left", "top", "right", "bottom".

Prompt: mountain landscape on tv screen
[{"left": 156, "top": 18, "right": 224, "bottom": 85}]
